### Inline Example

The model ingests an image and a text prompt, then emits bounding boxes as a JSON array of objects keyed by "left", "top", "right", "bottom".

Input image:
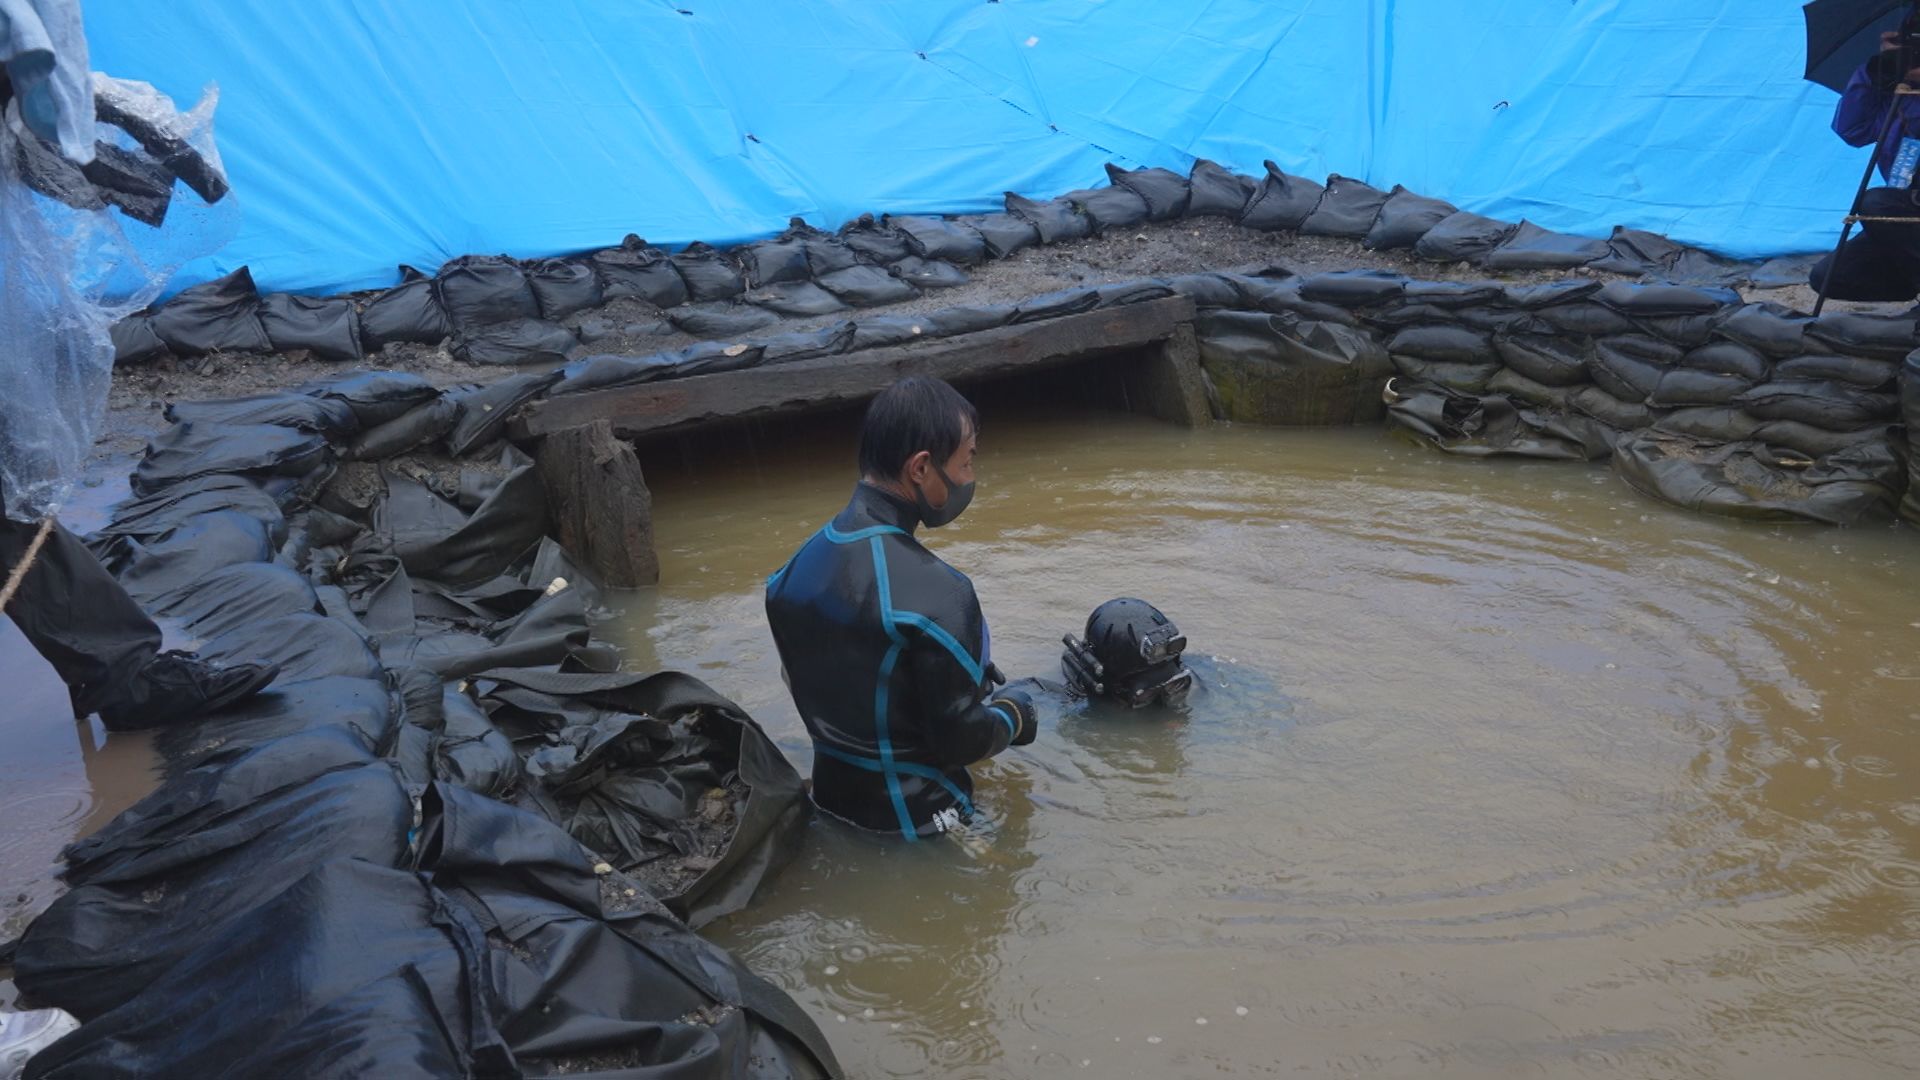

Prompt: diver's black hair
[{"left": 857, "top": 376, "right": 979, "bottom": 480}]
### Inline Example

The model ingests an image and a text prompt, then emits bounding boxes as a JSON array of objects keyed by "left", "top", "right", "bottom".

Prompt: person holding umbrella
[{"left": 1808, "top": 1, "right": 1920, "bottom": 301}]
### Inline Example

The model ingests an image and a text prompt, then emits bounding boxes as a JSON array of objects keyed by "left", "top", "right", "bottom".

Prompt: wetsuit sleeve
[
  {"left": 904, "top": 606, "right": 1018, "bottom": 767},
  {"left": 1835, "top": 63, "right": 1891, "bottom": 147}
]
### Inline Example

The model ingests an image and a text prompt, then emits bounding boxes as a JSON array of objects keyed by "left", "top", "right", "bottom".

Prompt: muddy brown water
[
  {"left": 627, "top": 408, "right": 1920, "bottom": 1079},
  {"left": 4, "top": 408, "right": 1919, "bottom": 1077}
]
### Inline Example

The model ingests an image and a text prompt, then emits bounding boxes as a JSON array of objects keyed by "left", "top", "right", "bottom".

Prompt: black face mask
[{"left": 912, "top": 463, "right": 974, "bottom": 529}]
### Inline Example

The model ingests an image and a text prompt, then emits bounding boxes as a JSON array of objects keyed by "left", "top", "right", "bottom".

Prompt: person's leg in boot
[
  {"left": 0, "top": 514, "right": 278, "bottom": 730},
  {"left": 1812, "top": 187, "right": 1920, "bottom": 302}
]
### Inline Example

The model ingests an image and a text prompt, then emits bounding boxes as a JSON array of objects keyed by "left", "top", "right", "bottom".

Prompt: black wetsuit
[{"left": 765, "top": 483, "right": 1018, "bottom": 840}]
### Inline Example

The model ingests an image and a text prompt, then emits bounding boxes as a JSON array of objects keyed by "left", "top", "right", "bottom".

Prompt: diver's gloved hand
[{"left": 990, "top": 687, "right": 1039, "bottom": 746}]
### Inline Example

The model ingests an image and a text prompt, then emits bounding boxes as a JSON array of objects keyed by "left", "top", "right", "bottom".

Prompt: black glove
[{"left": 989, "top": 687, "right": 1038, "bottom": 746}]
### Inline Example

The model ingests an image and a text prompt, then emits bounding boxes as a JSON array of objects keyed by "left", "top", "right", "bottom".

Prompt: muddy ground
[{"left": 104, "top": 218, "right": 1901, "bottom": 460}]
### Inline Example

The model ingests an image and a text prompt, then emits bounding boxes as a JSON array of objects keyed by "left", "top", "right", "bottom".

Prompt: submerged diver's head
[
  {"left": 859, "top": 376, "right": 979, "bottom": 529},
  {"left": 1061, "top": 598, "right": 1193, "bottom": 708}
]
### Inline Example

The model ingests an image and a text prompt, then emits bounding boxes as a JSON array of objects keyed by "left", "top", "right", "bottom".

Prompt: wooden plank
[
  {"left": 511, "top": 295, "right": 1196, "bottom": 439},
  {"left": 534, "top": 419, "right": 660, "bottom": 587}
]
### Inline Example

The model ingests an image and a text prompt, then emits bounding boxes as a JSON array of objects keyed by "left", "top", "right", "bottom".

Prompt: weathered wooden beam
[
  {"left": 1123, "top": 323, "right": 1212, "bottom": 427},
  {"left": 510, "top": 295, "right": 1197, "bottom": 440},
  {"left": 534, "top": 418, "right": 660, "bottom": 587}
]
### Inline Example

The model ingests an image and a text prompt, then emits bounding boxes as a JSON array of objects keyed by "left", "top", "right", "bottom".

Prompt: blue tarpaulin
[{"left": 81, "top": 0, "right": 1865, "bottom": 295}]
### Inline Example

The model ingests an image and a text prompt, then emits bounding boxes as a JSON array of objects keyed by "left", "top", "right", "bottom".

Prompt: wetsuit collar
[{"left": 843, "top": 481, "right": 920, "bottom": 536}]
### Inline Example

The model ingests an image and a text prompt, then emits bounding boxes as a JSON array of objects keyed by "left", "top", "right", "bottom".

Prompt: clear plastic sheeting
[{"left": 0, "top": 79, "right": 230, "bottom": 522}]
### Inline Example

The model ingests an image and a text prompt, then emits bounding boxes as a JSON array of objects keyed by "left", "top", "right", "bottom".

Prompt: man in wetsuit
[{"left": 764, "top": 376, "right": 1038, "bottom": 840}]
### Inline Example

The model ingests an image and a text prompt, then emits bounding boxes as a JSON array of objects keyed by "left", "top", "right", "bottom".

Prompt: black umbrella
[{"left": 1804, "top": 0, "right": 1920, "bottom": 92}]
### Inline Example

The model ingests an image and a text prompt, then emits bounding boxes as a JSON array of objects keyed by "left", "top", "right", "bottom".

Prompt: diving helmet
[{"left": 1061, "top": 598, "right": 1192, "bottom": 708}]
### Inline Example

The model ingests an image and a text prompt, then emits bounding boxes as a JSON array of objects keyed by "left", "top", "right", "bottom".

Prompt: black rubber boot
[{"left": 97, "top": 651, "right": 280, "bottom": 732}]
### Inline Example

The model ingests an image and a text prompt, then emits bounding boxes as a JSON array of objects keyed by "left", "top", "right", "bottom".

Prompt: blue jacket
[
  {"left": 1834, "top": 60, "right": 1920, "bottom": 181},
  {"left": 765, "top": 483, "right": 1018, "bottom": 839}
]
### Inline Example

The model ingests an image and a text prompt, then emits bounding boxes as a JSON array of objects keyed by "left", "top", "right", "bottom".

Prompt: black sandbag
[
  {"left": 1193, "top": 311, "right": 1392, "bottom": 424},
  {"left": 376, "top": 454, "right": 549, "bottom": 585},
  {"left": 444, "top": 369, "right": 564, "bottom": 456},
  {"left": 306, "top": 370, "right": 440, "bottom": 427},
  {"left": 1234, "top": 275, "right": 1358, "bottom": 326},
  {"left": 1012, "top": 286, "right": 1102, "bottom": 324},
  {"left": 358, "top": 276, "right": 452, "bottom": 349},
  {"left": 1682, "top": 340, "right": 1771, "bottom": 381},
  {"left": 669, "top": 242, "right": 745, "bottom": 302},
  {"left": 451, "top": 317, "right": 578, "bottom": 366},
  {"left": 1536, "top": 302, "right": 1639, "bottom": 337},
  {"left": 15, "top": 764, "right": 412, "bottom": 1021},
  {"left": 1413, "top": 210, "right": 1519, "bottom": 263},
  {"left": 525, "top": 258, "right": 604, "bottom": 320},
  {"left": 429, "top": 686, "right": 524, "bottom": 800},
  {"left": 86, "top": 475, "right": 287, "bottom": 551},
  {"left": 130, "top": 422, "right": 332, "bottom": 498},
  {"left": 1084, "top": 282, "right": 1170, "bottom": 313},
  {"left": 97, "top": 511, "right": 275, "bottom": 608},
  {"left": 1369, "top": 302, "right": 1463, "bottom": 328},
  {"left": 1388, "top": 325, "right": 1495, "bottom": 364},
  {"left": 887, "top": 215, "right": 988, "bottom": 265},
  {"left": 1065, "top": 184, "right": 1152, "bottom": 232},
  {"left": 1751, "top": 418, "right": 1901, "bottom": 459},
  {"left": 79, "top": 141, "right": 173, "bottom": 225},
  {"left": 1390, "top": 355, "right": 1502, "bottom": 394},
  {"left": 890, "top": 255, "right": 971, "bottom": 289},
  {"left": 164, "top": 393, "right": 359, "bottom": 437},
  {"left": 816, "top": 263, "right": 919, "bottom": 306},
  {"left": 1716, "top": 303, "right": 1810, "bottom": 357},
  {"left": 920, "top": 303, "right": 1015, "bottom": 337},
  {"left": 1298, "top": 269, "right": 1407, "bottom": 308},
  {"left": 1482, "top": 220, "right": 1611, "bottom": 270},
  {"left": 110, "top": 314, "right": 170, "bottom": 365},
  {"left": 148, "top": 267, "right": 270, "bottom": 355},
  {"left": 1106, "top": 162, "right": 1190, "bottom": 220},
  {"left": 954, "top": 212, "right": 1040, "bottom": 259},
  {"left": 435, "top": 255, "right": 539, "bottom": 331},
  {"left": 1806, "top": 311, "right": 1920, "bottom": 359},
  {"left": 1774, "top": 353, "right": 1900, "bottom": 389},
  {"left": 1387, "top": 384, "right": 1609, "bottom": 461},
  {"left": 848, "top": 314, "right": 934, "bottom": 351},
  {"left": 19, "top": 859, "right": 490, "bottom": 1079},
  {"left": 1648, "top": 368, "right": 1753, "bottom": 407},
  {"left": 668, "top": 301, "right": 783, "bottom": 339},
  {"left": 1596, "top": 281, "right": 1740, "bottom": 315},
  {"left": 589, "top": 238, "right": 691, "bottom": 308},
  {"left": 199, "top": 611, "right": 384, "bottom": 684},
  {"left": 1486, "top": 366, "right": 1579, "bottom": 410},
  {"left": 1497, "top": 281, "right": 1598, "bottom": 309},
  {"left": 662, "top": 339, "right": 772, "bottom": 379},
  {"left": 1162, "top": 272, "right": 1247, "bottom": 309},
  {"left": 732, "top": 236, "right": 812, "bottom": 287},
  {"left": 1406, "top": 280, "right": 1506, "bottom": 307},
  {"left": 760, "top": 321, "right": 858, "bottom": 364},
  {"left": 1571, "top": 385, "right": 1660, "bottom": 430},
  {"left": 1613, "top": 429, "right": 1904, "bottom": 525},
  {"left": 837, "top": 213, "right": 914, "bottom": 262},
  {"left": 1632, "top": 312, "right": 1726, "bottom": 348},
  {"left": 1733, "top": 380, "right": 1900, "bottom": 428},
  {"left": 146, "top": 561, "right": 318, "bottom": 645},
  {"left": 776, "top": 221, "right": 860, "bottom": 276},
  {"left": 1185, "top": 158, "right": 1258, "bottom": 217},
  {"left": 550, "top": 353, "right": 681, "bottom": 396},
  {"left": 741, "top": 280, "right": 848, "bottom": 318},
  {"left": 1004, "top": 191, "right": 1094, "bottom": 243},
  {"left": 1238, "top": 160, "right": 1324, "bottom": 232},
  {"left": 1299, "top": 174, "right": 1389, "bottom": 238},
  {"left": 1654, "top": 406, "right": 1764, "bottom": 444},
  {"left": 1588, "top": 226, "right": 1685, "bottom": 277},
  {"left": 1590, "top": 338, "right": 1676, "bottom": 401},
  {"left": 1494, "top": 333, "right": 1591, "bottom": 386},
  {"left": 469, "top": 668, "right": 813, "bottom": 930},
  {"left": 1451, "top": 308, "right": 1556, "bottom": 336},
  {"left": 344, "top": 395, "right": 459, "bottom": 461},
  {"left": 1364, "top": 185, "right": 1457, "bottom": 251},
  {"left": 254, "top": 294, "right": 360, "bottom": 362},
  {"left": 1666, "top": 245, "right": 1755, "bottom": 287}
]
